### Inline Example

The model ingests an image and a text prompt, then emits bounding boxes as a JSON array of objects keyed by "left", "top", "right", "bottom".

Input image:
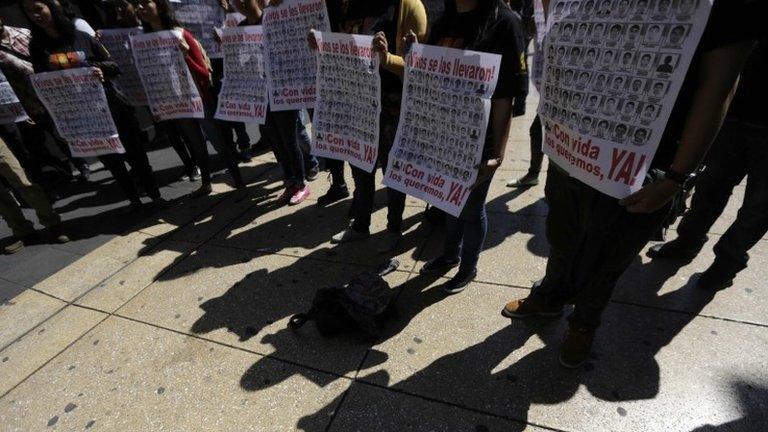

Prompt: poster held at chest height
[
  {"left": 130, "top": 30, "right": 204, "bottom": 121},
  {"left": 31, "top": 68, "right": 124, "bottom": 157},
  {"left": 539, "top": 0, "right": 712, "bottom": 198},
  {"left": 98, "top": 27, "right": 148, "bottom": 107},
  {"left": 263, "top": 0, "right": 330, "bottom": 111},
  {"left": 171, "top": 0, "right": 227, "bottom": 59},
  {"left": 0, "top": 70, "right": 29, "bottom": 124},
  {"left": 312, "top": 32, "right": 381, "bottom": 172},
  {"left": 384, "top": 44, "right": 501, "bottom": 217},
  {"left": 215, "top": 25, "right": 269, "bottom": 123}
]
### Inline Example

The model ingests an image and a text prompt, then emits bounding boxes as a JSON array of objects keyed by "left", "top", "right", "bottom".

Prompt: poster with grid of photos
[
  {"left": 171, "top": 0, "right": 227, "bottom": 59},
  {"left": 130, "top": 30, "right": 205, "bottom": 121},
  {"left": 215, "top": 25, "right": 268, "bottom": 123},
  {"left": 531, "top": 0, "right": 549, "bottom": 91},
  {"left": 0, "top": 69, "right": 28, "bottom": 124},
  {"left": 384, "top": 44, "right": 501, "bottom": 217},
  {"left": 539, "top": 0, "right": 711, "bottom": 198},
  {"left": 263, "top": 0, "right": 330, "bottom": 111},
  {"left": 98, "top": 27, "right": 148, "bottom": 107},
  {"left": 312, "top": 32, "right": 381, "bottom": 172},
  {"left": 31, "top": 68, "right": 124, "bottom": 157}
]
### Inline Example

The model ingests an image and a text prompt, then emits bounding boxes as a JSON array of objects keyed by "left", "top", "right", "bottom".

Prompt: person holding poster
[
  {"left": 413, "top": 0, "right": 528, "bottom": 295},
  {"left": 24, "top": 0, "right": 169, "bottom": 210},
  {"left": 503, "top": 0, "right": 766, "bottom": 369},
  {"left": 137, "top": 0, "right": 246, "bottom": 197}
]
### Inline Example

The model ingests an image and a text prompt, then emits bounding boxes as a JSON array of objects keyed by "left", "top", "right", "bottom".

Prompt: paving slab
[
  {"left": 325, "top": 383, "right": 548, "bottom": 432},
  {"left": 0, "top": 290, "right": 65, "bottom": 350},
  {"left": 0, "top": 279, "right": 25, "bottom": 305},
  {"left": 358, "top": 279, "right": 768, "bottom": 432},
  {"left": 118, "top": 245, "right": 409, "bottom": 378},
  {"left": 0, "top": 244, "right": 82, "bottom": 289},
  {"left": 485, "top": 174, "right": 549, "bottom": 217},
  {"left": 0, "top": 316, "right": 350, "bottom": 432},
  {"left": 0, "top": 306, "right": 105, "bottom": 396}
]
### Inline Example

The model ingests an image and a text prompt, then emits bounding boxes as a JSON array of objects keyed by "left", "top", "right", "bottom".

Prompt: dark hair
[
  {"left": 432, "top": 0, "right": 511, "bottom": 50},
  {"left": 104, "top": 0, "right": 138, "bottom": 28},
  {"left": 140, "top": 0, "right": 181, "bottom": 32},
  {"left": 23, "top": 0, "right": 76, "bottom": 43}
]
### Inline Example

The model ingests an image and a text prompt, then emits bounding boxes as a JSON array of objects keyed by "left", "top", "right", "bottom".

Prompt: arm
[
  {"left": 381, "top": 0, "right": 428, "bottom": 77},
  {"left": 87, "top": 34, "right": 120, "bottom": 79},
  {"left": 620, "top": 40, "right": 755, "bottom": 213},
  {"left": 475, "top": 98, "right": 513, "bottom": 185},
  {"left": 182, "top": 30, "right": 211, "bottom": 80}
]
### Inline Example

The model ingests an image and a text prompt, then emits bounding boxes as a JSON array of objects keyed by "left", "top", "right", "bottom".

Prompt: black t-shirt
[
  {"left": 652, "top": 0, "right": 767, "bottom": 169},
  {"left": 726, "top": 39, "right": 767, "bottom": 127}
]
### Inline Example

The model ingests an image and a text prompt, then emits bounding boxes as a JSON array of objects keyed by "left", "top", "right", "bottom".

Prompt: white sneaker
[{"left": 331, "top": 228, "right": 369, "bottom": 244}]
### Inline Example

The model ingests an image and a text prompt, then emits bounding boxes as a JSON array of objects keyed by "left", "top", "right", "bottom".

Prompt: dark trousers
[
  {"left": 326, "top": 158, "right": 346, "bottom": 187},
  {"left": 443, "top": 176, "right": 493, "bottom": 273},
  {"left": 528, "top": 114, "right": 544, "bottom": 176},
  {"left": 677, "top": 119, "right": 768, "bottom": 273},
  {"left": 109, "top": 99, "right": 161, "bottom": 200},
  {"left": 532, "top": 165, "right": 671, "bottom": 330},
  {"left": 350, "top": 110, "right": 405, "bottom": 233},
  {"left": 263, "top": 109, "right": 305, "bottom": 187},
  {"left": 211, "top": 57, "right": 251, "bottom": 153}
]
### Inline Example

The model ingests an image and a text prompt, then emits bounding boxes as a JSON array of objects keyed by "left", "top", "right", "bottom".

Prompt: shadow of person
[{"left": 689, "top": 381, "right": 768, "bottom": 431}]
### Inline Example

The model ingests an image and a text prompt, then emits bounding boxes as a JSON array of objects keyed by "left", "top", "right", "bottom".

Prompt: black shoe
[
  {"left": 317, "top": 184, "right": 349, "bottom": 206},
  {"left": 647, "top": 238, "right": 701, "bottom": 261},
  {"left": 306, "top": 166, "right": 320, "bottom": 182},
  {"left": 559, "top": 325, "right": 595, "bottom": 369},
  {"left": 697, "top": 259, "right": 738, "bottom": 291},
  {"left": 442, "top": 267, "right": 477, "bottom": 295},
  {"left": 420, "top": 256, "right": 460, "bottom": 275}
]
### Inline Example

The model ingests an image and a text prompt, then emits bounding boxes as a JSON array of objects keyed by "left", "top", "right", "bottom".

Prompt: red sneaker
[{"left": 289, "top": 185, "right": 310, "bottom": 205}]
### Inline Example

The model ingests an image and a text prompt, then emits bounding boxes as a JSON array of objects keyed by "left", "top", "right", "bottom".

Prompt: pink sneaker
[
  {"left": 277, "top": 185, "right": 296, "bottom": 203},
  {"left": 289, "top": 185, "right": 310, "bottom": 205}
]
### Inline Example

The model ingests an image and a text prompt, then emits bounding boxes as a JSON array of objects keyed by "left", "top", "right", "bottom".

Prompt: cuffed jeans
[{"left": 297, "top": 110, "right": 318, "bottom": 174}]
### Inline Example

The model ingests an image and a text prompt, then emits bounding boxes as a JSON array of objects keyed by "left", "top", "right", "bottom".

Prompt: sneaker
[
  {"left": 317, "top": 184, "right": 350, "bottom": 206},
  {"left": 306, "top": 166, "right": 320, "bottom": 182},
  {"left": 502, "top": 295, "right": 563, "bottom": 318},
  {"left": 420, "top": 256, "right": 460, "bottom": 275},
  {"left": 3, "top": 238, "right": 25, "bottom": 255},
  {"left": 442, "top": 267, "right": 477, "bottom": 295},
  {"left": 277, "top": 185, "right": 296, "bottom": 203},
  {"left": 506, "top": 174, "right": 540, "bottom": 188},
  {"left": 190, "top": 183, "right": 212, "bottom": 198},
  {"left": 377, "top": 231, "right": 402, "bottom": 254},
  {"left": 331, "top": 227, "right": 369, "bottom": 244},
  {"left": 76, "top": 164, "right": 91, "bottom": 182},
  {"left": 188, "top": 167, "right": 201, "bottom": 182},
  {"left": 697, "top": 259, "right": 737, "bottom": 291},
  {"left": 559, "top": 325, "right": 595, "bottom": 369},
  {"left": 647, "top": 238, "right": 701, "bottom": 260},
  {"left": 289, "top": 185, "right": 311, "bottom": 205},
  {"left": 48, "top": 225, "right": 70, "bottom": 244}
]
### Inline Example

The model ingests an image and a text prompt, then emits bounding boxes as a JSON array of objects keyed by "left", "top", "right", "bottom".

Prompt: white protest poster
[
  {"left": 31, "top": 67, "right": 124, "bottom": 157},
  {"left": 223, "top": 11, "right": 245, "bottom": 28},
  {"left": 172, "top": 0, "right": 227, "bottom": 59},
  {"left": 215, "top": 25, "right": 268, "bottom": 123},
  {"left": 98, "top": 27, "right": 148, "bottom": 106},
  {"left": 263, "top": 0, "right": 331, "bottom": 111},
  {"left": 539, "top": 0, "right": 712, "bottom": 198},
  {"left": 530, "top": 0, "right": 549, "bottom": 91},
  {"left": 383, "top": 44, "right": 501, "bottom": 217},
  {"left": 0, "top": 70, "right": 29, "bottom": 124},
  {"left": 130, "top": 30, "right": 204, "bottom": 120},
  {"left": 312, "top": 32, "right": 381, "bottom": 172}
]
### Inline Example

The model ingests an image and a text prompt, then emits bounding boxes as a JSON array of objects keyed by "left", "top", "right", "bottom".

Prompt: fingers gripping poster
[
  {"left": 215, "top": 25, "right": 268, "bottom": 123},
  {"left": 98, "top": 27, "right": 148, "bottom": 107},
  {"left": 312, "top": 32, "right": 381, "bottom": 172},
  {"left": 130, "top": 30, "right": 204, "bottom": 121},
  {"left": 31, "top": 68, "right": 124, "bottom": 157},
  {"left": 0, "top": 70, "right": 28, "bottom": 124},
  {"left": 171, "top": 0, "right": 227, "bottom": 59},
  {"left": 539, "top": 0, "right": 712, "bottom": 198},
  {"left": 384, "top": 44, "right": 501, "bottom": 217},
  {"left": 263, "top": 0, "right": 331, "bottom": 111}
]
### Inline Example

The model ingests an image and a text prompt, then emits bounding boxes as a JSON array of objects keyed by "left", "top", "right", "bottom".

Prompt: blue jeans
[
  {"left": 264, "top": 109, "right": 305, "bottom": 187},
  {"left": 443, "top": 176, "right": 493, "bottom": 273},
  {"left": 297, "top": 110, "right": 318, "bottom": 173}
]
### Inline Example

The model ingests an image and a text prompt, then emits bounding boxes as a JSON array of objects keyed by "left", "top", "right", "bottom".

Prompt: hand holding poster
[
  {"left": 0, "top": 70, "right": 29, "bottom": 124},
  {"left": 98, "top": 27, "right": 148, "bottom": 106},
  {"left": 172, "top": 0, "right": 227, "bottom": 59},
  {"left": 384, "top": 44, "right": 501, "bottom": 217},
  {"left": 215, "top": 25, "right": 268, "bottom": 123},
  {"left": 130, "top": 30, "right": 204, "bottom": 120},
  {"left": 31, "top": 67, "right": 124, "bottom": 157},
  {"left": 312, "top": 32, "right": 381, "bottom": 172},
  {"left": 538, "top": 0, "right": 712, "bottom": 198},
  {"left": 263, "top": 0, "right": 331, "bottom": 111}
]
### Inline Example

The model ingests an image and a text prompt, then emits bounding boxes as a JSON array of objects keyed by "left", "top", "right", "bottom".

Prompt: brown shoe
[
  {"left": 3, "top": 238, "right": 25, "bottom": 254},
  {"left": 559, "top": 325, "right": 595, "bottom": 369},
  {"left": 502, "top": 296, "right": 563, "bottom": 318},
  {"left": 48, "top": 225, "right": 70, "bottom": 244}
]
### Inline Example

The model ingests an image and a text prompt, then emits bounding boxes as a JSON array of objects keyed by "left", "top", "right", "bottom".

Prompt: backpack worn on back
[{"left": 289, "top": 259, "right": 400, "bottom": 340}]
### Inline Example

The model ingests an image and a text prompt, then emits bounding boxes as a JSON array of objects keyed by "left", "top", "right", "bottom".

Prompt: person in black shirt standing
[
  {"left": 503, "top": 0, "right": 765, "bottom": 369},
  {"left": 648, "top": 40, "right": 768, "bottom": 291}
]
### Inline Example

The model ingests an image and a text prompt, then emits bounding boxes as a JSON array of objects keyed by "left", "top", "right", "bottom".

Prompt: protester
[
  {"left": 1, "top": 136, "right": 68, "bottom": 254},
  {"left": 23, "top": 0, "right": 169, "bottom": 211},
  {"left": 57, "top": 0, "right": 97, "bottom": 36},
  {"left": 233, "top": 0, "right": 310, "bottom": 205},
  {"left": 315, "top": 0, "right": 427, "bottom": 254},
  {"left": 648, "top": 40, "right": 768, "bottom": 291},
  {"left": 136, "top": 0, "right": 246, "bottom": 198},
  {"left": 503, "top": 0, "right": 765, "bottom": 369}
]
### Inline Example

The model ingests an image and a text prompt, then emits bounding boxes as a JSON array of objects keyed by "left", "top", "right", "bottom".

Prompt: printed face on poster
[
  {"left": 539, "top": 0, "right": 712, "bottom": 198},
  {"left": 312, "top": 32, "right": 381, "bottom": 173},
  {"left": 130, "top": 30, "right": 204, "bottom": 121},
  {"left": 263, "top": 0, "right": 331, "bottom": 111},
  {"left": 384, "top": 44, "right": 501, "bottom": 217},
  {"left": 215, "top": 25, "right": 269, "bottom": 123},
  {"left": 171, "top": 0, "right": 227, "bottom": 59},
  {"left": 98, "top": 27, "right": 148, "bottom": 107},
  {"left": 0, "top": 70, "right": 29, "bottom": 124},
  {"left": 31, "top": 67, "right": 124, "bottom": 157}
]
